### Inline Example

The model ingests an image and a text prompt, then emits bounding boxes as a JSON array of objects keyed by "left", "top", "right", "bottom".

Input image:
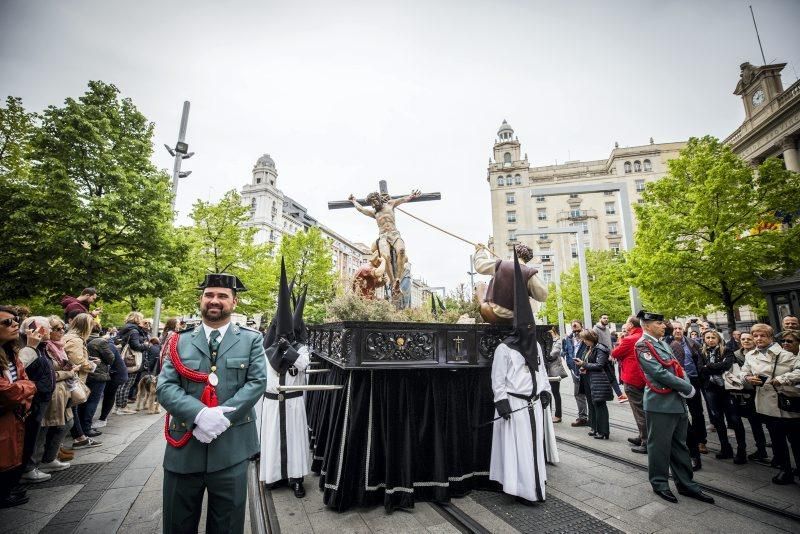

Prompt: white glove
[
  {"left": 194, "top": 406, "right": 235, "bottom": 440},
  {"left": 678, "top": 385, "right": 696, "bottom": 399},
  {"left": 192, "top": 426, "right": 214, "bottom": 444}
]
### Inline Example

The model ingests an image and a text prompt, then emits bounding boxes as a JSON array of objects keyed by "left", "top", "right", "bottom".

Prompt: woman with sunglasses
[
  {"left": 781, "top": 330, "right": 800, "bottom": 357},
  {"left": 0, "top": 306, "right": 37, "bottom": 508}
]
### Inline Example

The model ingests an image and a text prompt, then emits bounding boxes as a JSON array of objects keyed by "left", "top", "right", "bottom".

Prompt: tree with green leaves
[
  {"left": 539, "top": 250, "right": 635, "bottom": 327},
  {"left": 0, "top": 82, "right": 185, "bottom": 310},
  {"left": 628, "top": 136, "right": 800, "bottom": 330},
  {"left": 276, "top": 227, "right": 336, "bottom": 323},
  {"left": 170, "top": 189, "right": 275, "bottom": 315}
]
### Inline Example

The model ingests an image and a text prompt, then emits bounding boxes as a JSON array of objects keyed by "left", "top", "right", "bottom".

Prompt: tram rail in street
[{"left": 429, "top": 501, "right": 492, "bottom": 534}]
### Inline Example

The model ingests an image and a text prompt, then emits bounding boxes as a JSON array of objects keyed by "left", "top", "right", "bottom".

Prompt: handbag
[
  {"left": 66, "top": 378, "right": 90, "bottom": 405},
  {"left": 121, "top": 343, "right": 143, "bottom": 373},
  {"left": 767, "top": 353, "right": 800, "bottom": 413},
  {"left": 723, "top": 363, "right": 750, "bottom": 391}
]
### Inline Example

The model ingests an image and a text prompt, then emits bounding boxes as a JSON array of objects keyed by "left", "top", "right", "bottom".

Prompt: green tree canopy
[
  {"left": 169, "top": 189, "right": 275, "bottom": 316},
  {"left": 276, "top": 227, "right": 336, "bottom": 323},
  {"left": 628, "top": 136, "right": 800, "bottom": 329},
  {"left": 539, "top": 250, "right": 635, "bottom": 329},
  {"left": 0, "top": 82, "right": 185, "bottom": 310}
]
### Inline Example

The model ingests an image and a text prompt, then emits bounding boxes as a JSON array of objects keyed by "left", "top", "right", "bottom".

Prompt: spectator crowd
[
  {"left": 0, "top": 288, "right": 180, "bottom": 509},
  {"left": 546, "top": 313, "right": 800, "bottom": 486}
]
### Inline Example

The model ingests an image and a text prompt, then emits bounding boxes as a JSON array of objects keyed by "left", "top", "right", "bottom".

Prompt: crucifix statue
[{"left": 329, "top": 180, "right": 440, "bottom": 300}]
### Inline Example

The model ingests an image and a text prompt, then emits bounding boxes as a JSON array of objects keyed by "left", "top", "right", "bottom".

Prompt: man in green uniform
[
  {"left": 157, "top": 273, "right": 268, "bottom": 533},
  {"left": 634, "top": 310, "right": 714, "bottom": 505}
]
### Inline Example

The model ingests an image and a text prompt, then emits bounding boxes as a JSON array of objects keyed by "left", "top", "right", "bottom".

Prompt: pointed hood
[
  {"left": 265, "top": 257, "right": 300, "bottom": 373},
  {"left": 503, "top": 248, "right": 539, "bottom": 369},
  {"left": 288, "top": 275, "right": 297, "bottom": 310},
  {"left": 292, "top": 285, "right": 308, "bottom": 344},
  {"left": 431, "top": 293, "right": 438, "bottom": 317}
]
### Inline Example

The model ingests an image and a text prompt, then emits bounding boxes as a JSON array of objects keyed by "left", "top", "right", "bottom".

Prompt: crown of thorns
[{"left": 366, "top": 192, "right": 391, "bottom": 204}]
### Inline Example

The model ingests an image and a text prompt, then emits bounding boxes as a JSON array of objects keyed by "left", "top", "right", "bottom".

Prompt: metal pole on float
[{"left": 153, "top": 101, "right": 193, "bottom": 338}]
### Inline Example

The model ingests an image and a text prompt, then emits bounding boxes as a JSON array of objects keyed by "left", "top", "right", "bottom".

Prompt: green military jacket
[
  {"left": 157, "top": 323, "right": 268, "bottom": 474},
  {"left": 635, "top": 333, "right": 694, "bottom": 414}
]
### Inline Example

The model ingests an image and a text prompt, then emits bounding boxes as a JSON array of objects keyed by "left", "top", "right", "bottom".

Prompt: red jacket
[
  {"left": 1, "top": 354, "right": 37, "bottom": 471},
  {"left": 60, "top": 295, "right": 89, "bottom": 321},
  {"left": 611, "top": 326, "right": 645, "bottom": 388}
]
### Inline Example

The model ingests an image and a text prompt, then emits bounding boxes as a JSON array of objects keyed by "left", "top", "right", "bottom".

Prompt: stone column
[{"left": 782, "top": 137, "right": 800, "bottom": 172}]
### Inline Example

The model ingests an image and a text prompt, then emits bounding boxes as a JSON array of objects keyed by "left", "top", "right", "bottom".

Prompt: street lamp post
[
  {"left": 152, "top": 101, "right": 193, "bottom": 338},
  {"left": 467, "top": 255, "right": 477, "bottom": 300},
  {"left": 530, "top": 182, "right": 642, "bottom": 315},
  {"left": 517, "top": 226, "right": 591, "bottom": 329},
  {"left": 530, "top": 251, "right": 565, "bottom": 335}
]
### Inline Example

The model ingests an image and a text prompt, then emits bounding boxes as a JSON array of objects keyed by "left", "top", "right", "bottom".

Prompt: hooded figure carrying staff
[
  {"left": 489, "top": 249, "right": 559, "bottom": 505},
  {"left": 258, "top": 259, "right": 311, "bottom": 498}
]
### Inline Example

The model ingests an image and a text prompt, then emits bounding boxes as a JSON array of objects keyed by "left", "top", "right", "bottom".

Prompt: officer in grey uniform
[
  {"left": 634, "top": 310, "right": 714, "bottom": 505},
  {"left": 157, "top": 273, "right": 268, "bottom": 533}
]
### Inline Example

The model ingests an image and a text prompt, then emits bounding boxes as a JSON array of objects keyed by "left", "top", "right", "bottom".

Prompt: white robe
[
  {"left": 257, "top": 344, "right": 311, "bottom": 483},
  {"left": 490, "top": 342, "right": 559, "bottom": 502}
]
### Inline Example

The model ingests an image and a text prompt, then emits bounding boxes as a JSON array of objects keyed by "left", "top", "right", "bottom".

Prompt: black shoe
[
  {"left": 653, "top": 489, "right": 677, "bottom": 503},
  {"left": 85, "top": 429, "right": 102, "bottom": 437},
  {"left": 677, "top": 488, "right": 714, "bottom": 504},
  {"left": 748, "top": 449, "right": 768, "bottom": 461},
  {"left": 593, "top": 433, "right": 609, "bottom": 440},
  {"left": 9, "top": 486, "right": 26, "bottom": 497},
  {"left": 715, "top": 443, "right": 734, "bottom": 460},
  {"left": 692, "top": 457, "right": 702, "bottom": 472},
  {"left": 588, "top": 431, "right": 597, "bottom": 437},
  {"left": 627, "top": 437, "right": 642, "bottom": 446},
  {"left": 0, "top": 494, "right": 30, "bottom": 508},
  {"left": 515, "top": 496, "right": 537, "bottom": 506},
  {"left": 772, "top": 470, "right": 795, "bottom": 485},
  {"left": 292, "top": 481, "right": 306, "bottom": 498},
  {"left": 631, "top": 445, "right": 647, "bottom": 454},
  {"left": 733, "top": 448, "right": 747, "bottom": 465}
]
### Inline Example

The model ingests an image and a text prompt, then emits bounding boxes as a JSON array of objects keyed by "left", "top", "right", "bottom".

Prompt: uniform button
[
  {"left": 240, "top": 364, "right": 245, "bottom": 368},
  {"left": 247, "top": 416, "right": 251, "bottom": 421},
  {"left": 181, "top": 422, "right": 186, "bottom": 427}
]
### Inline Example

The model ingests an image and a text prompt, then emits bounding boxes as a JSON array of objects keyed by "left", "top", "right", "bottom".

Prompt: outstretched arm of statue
[
  {"left": 389, "top": 189, "right": 421, "bottom": 208},
  {"left": 348, "top": 194, "right": 376, "bottom": 218},
  {"left": 528, "top": 275, "right": 548, "bottom": 302},
  {"left": 473, "top": 246, "right": 496, "bottom": 275}
]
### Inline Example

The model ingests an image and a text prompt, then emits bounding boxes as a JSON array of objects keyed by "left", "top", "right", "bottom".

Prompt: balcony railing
[{"left": 556, "top": 209, "right": 598, "bottom": 221}]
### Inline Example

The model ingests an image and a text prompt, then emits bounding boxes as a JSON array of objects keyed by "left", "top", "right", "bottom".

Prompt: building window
[
  {"left": 643, "top": 159, "right": 652, "bottom": 172},
  {"left": 571, "top": 243, "right": 578, "bottom": 258},
  {"left": 536, "top": 196, "right": 545, "bottom": 202},
  {"left": 270, "top": 179, "right": 274, "bottom": 186},
  {"left": 624, "top": 161, "right": 632, "bottom": 173},
  {"left": 537, "top": 208, "right": 547, "bottom": 221},
  {"left": 580, "top": 221, "right": 589, "bottom": 234},
  {"left": 497, "top": 176, "right": 504, "bottom": 186},
  {"left": 539, "top": 233, "right": 549, "bottom": 240},
  {"left": 638, "top": 198, "right": 646, "bottom": 204},
  {"left": 569, "top": 209, "right": 583, "bottom": 218},
  {"left": 569, "top": 193, "right": 579, "bottom": 199},
  {"left": 506, "top": 175, "right": 512, "bottom": 186},
  {"left": 634, "top": 160, "right": 642, "bottom": 172},
  {"left": 604, "top": 191, "right": 614, "bottom": 196},
  {"left": 256, "top": 177, "right": 262, "bottom": 184},
  {"left": 541, "top": 254, "right": 551, "bottom": 263},
  {"left": 508, "top": 229, "right": 517, "bottom": 241},
  {"left": 605, "top": 202, "right": 616, "bottom": 215},
  {"left": 506, "top": 211, "right": 516, "bottom": 223},
  {"left": 503, "top": 152, "right": 512, "bottom": 164},
  {"left": 607, "top": 222, "right": 618, "bottom": 235},
  {"left": 506, "top": 192, "right": 515, "bottom": 205},
  {"left": 250, "top": 198, "right": 257, "bottom": 213},
  {"left": 611, "top": 244, "right": 621, "bottom": 255},
  {"left": 514, "top": 174, "right": 522, "bottom": 185},
  {"left": 542, "top": 269, "right": 552, "bottom": 283},
  {"left": 635, "top": 179, "right": 645, "bottom": 192}
]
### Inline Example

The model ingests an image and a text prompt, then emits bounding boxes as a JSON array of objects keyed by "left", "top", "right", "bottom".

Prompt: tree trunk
[{"left": 720, "top": 280, "right": 737, "bottom": 331}]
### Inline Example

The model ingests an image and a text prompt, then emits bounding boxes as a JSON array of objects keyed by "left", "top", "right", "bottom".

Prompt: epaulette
[{"left": 237, "top": 324, "right": 261, "bottom": 334}]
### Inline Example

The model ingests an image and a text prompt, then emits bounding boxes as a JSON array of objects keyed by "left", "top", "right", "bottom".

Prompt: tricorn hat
[
  {"left": 636, "top": 310, "right": 664, "bottom": 322},
  {"left": 197, "top": 272, "right": 247, "bottom": 292}
]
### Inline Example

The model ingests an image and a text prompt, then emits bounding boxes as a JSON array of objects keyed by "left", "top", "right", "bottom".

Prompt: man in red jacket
[
  {"left": 60, "top": 288, "right": 101, "bottom": 321},
  {"left": 612, "top": 315, "right": 647, "bottom": 453}
]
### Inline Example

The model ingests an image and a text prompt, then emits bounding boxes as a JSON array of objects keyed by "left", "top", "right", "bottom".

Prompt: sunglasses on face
[
  {"left": 0, "top": 316, "right": 20, "bottom": 328},
  {"left": 52, "top": 327, "right": 65, "bottom": 332},
  {"left": 781, "top": 339, "right": 798, "bottom": 344}
]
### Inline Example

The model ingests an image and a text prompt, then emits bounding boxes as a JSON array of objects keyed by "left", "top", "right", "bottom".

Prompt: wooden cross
[
  {"left": 328, "top": 180, "right": 441, "bottom": 210},
  {"left": 453, "top": 336, "right": 465, "bottom": 352}
]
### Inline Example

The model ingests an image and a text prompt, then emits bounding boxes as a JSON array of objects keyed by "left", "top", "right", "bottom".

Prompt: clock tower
[{"left": 734, "top": 61, "right": 787, "bottom": 120}]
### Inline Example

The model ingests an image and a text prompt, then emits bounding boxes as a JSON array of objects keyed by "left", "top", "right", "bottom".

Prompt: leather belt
[
  {"left": 265, "top": 391, "right": 303, "bottom": 401},
  {"left": 509, "top": 392, "right": 539, "bottom": 402}
]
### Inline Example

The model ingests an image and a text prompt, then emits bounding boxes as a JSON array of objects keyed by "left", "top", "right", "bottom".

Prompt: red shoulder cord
[
  {"left": 642, "top": 340, "right": 686, "bottom": 395},
  {"left": 163, "top": 333, "right": 219, "bottom": 448}
]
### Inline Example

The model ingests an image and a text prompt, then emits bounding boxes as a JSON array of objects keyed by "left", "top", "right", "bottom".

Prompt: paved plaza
[{"left": 2, "top": 385, "right": 798, "bottom": 534}]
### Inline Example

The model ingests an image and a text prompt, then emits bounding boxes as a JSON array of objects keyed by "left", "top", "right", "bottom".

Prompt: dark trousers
[
  {"left": 732, "top": 395, "right": 767, "bottom": 450},
  {"left": 35, "top": 424, "right": 69, "bottom": 464},
  {"left": 163, "top": 460, "right": 249, "bottom": 534},
  {"left": 78, "top": 379, "right": 106, "bottom": 432},
  {"left": 591, "top": 400, "right": 609, "bottom": 436},
  {"left": 128, "top": 370, "right": 143, "bottom": 400},
  {"left": 70, "top": 406, "right": 83, "bottom": 438},
  {"left": 625, "top": 385, "right": 648, "bottom": 442},
  {"left": 763, "top": 416, "right": 800, "bottom": 471},
  {"left": 685, "top": 378, "right": 707, "bottom": 458},
  {"left": 0, "top": 466, "right": 24, "bottom": 500},
  {"left": 23, "top": 398, "right": 49, "bottom": 471},
  {"left": 551, "top": 380, "right": 562, "bottom": 418},
  {"left": 646, "top": 411, "right": 700, "bottom": 493},
  {"left": 705, "top": 387, "right": 746, "bottom": 449},
  {"left": 100, "top": 381, "right": 119, "bottom": 420}
]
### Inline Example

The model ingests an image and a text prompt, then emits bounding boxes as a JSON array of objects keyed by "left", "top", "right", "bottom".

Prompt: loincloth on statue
[{"left": 375, "top": 230, "right": 402, "bottom": 250}]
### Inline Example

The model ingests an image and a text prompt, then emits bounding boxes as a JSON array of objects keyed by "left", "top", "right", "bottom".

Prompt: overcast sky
[{"left": 2, "top": 0, "right": 799, "bottom": 292}]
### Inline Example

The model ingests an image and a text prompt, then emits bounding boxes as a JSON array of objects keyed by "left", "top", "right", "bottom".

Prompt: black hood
[
  {"left": 265, "top": 257, "right": 299, "bottom": 373},
  {"left": 502, "top": 248, "right": 539, "bottom": 369},
  {"left": 292, "top": 285, "right": 308, "bottom": 345}
]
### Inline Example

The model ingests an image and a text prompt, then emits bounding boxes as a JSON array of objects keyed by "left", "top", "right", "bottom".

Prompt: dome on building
[
  {"left": 256, "top": 154, "right": 276, "bottom": 168},
  {"left": 497, "top": 120, "right": 514, "bottom": 140}
]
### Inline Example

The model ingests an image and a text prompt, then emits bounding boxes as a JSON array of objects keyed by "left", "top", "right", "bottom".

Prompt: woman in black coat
[{"left": 574, "top": 329, "right": 613, "bottom": 439}]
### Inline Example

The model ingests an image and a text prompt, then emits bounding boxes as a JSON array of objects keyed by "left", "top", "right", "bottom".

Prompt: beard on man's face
[{"left": 201, "top": 302, "right": 232, "bottom": 322}]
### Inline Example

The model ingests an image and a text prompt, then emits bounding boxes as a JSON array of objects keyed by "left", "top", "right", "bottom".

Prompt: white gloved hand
[
  {"left": 194, "top": 406, "right": 235, "bottom": 440},
  {"left": 193, "top": 426, "right": 214, "bottom": 444},
  {"left": 678, "top": 385, "right": 696, "bottom": 399}
]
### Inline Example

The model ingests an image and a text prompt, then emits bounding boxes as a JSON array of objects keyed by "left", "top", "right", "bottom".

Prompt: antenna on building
[{"left": 749, "top": 5, "right": 767, "bottom": 65}]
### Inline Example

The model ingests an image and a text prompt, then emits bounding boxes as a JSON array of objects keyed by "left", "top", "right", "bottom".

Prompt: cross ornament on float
[{"left": 329, "top": 179, "right": 440, "bottom": 305}]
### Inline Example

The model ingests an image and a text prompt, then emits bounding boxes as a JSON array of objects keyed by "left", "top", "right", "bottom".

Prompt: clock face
[{"left": 751, "top": 89, "right": 765, "bottom": 107}]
